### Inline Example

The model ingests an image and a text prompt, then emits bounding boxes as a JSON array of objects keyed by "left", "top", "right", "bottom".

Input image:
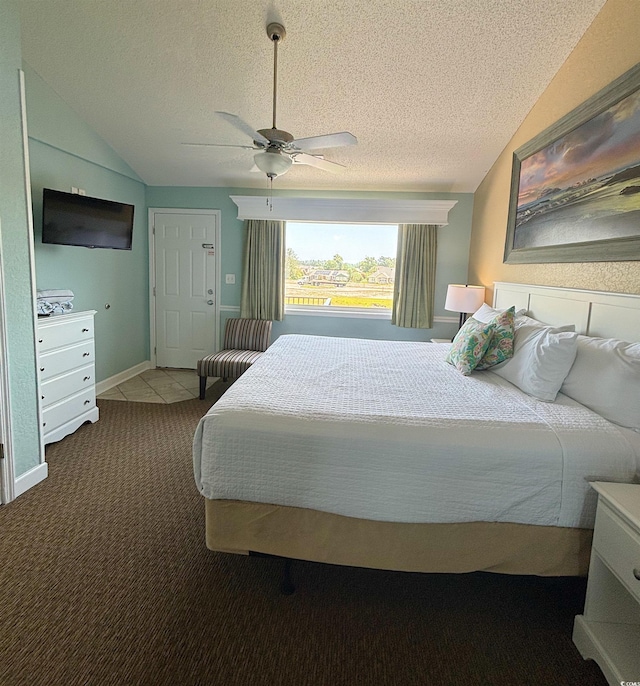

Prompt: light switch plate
[{"left": 225, "top": 274, "right": 236, "bottom": 285}]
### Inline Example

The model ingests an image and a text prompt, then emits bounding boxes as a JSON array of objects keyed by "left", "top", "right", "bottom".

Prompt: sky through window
[{"left": 286, "top": 222, "right": 397, "bottom": 263}]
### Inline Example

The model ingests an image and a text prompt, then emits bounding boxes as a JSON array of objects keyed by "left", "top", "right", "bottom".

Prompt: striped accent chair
[{"left": 197, "top": 318, "right": 273, "bottom": 399}]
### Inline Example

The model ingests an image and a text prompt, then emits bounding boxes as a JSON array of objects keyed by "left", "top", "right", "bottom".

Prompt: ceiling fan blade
[
  {"left": 292, "top": 152, "right": 346, "bottom": 174},
  {"left": 290, "top": 132, "right": 357, "bottom": 152},
  {"left": 181, "top": 143, "right": 256, "bottom": 149},
  {"left": 215, "top": 112, "right": 270, "bottom": 146}
]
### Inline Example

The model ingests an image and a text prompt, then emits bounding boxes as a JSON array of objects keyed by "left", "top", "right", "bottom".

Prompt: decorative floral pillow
[
  {"left": 445, "top": 317, "right": 495, "bottom": 376},
  {"left": 475, "top": 306, "right": 515, "bottom": 370}
]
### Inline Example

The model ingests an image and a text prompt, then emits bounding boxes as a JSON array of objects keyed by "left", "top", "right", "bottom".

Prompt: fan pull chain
[{"left": 265, "top": 176, "right": 273, "bottom": 211}]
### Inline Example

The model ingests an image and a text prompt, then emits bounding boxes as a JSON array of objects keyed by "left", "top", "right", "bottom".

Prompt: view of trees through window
[{"left": 285, "top": 222, "right": 398, "bottom": 309}]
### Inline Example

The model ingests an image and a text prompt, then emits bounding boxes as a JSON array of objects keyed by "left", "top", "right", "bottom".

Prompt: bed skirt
[{"left": 205, "top": 499, "right": 592, "bottom": 576}]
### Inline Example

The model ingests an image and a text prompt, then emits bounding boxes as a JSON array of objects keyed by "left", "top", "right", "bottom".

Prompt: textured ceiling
[{"left": 19, "top": 0, "right": 606, "bottom": 192}]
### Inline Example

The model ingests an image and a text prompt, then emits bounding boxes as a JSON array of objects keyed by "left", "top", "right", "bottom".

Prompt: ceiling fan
[{"left": 184, "top": 22, "right": 357, "bottom": 181}]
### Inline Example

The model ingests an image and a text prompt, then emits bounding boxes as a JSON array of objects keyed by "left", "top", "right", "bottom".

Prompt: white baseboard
[
  {"left": 14, "top": 462, "right": 48, "bottom": 498},
  {"left": 96, "top": 360, "right": 153, "bottom": 395}
]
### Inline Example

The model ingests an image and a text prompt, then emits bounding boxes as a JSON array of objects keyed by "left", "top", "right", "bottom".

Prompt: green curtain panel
[
  {"left": 392, "top": 224, "right": 437, "bottom": 329},
  {"left": 240, "top": 219, "right": 285, "bottom": 321}
]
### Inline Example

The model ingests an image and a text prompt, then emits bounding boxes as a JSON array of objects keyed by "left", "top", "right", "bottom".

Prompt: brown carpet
[{"left": 0, "top": 387, "right": 606, "bottom": 686}]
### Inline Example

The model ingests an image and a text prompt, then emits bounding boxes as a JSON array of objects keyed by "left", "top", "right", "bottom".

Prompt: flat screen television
[{"left": 42, "top": 188, "right": 134, "bottom": 250}]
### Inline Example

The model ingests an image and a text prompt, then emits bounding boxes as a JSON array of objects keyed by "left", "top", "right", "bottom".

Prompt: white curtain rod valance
[{"left": 230, "top": 196, "right": 458, "bottom": 225}]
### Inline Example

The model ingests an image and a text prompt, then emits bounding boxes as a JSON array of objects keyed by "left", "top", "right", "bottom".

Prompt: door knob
[
  {"left": 207, "top": 300, "right": 214, "bottom": 306},
  {"left": 208, "top": 289, "right": 213, "bottom": 295}
]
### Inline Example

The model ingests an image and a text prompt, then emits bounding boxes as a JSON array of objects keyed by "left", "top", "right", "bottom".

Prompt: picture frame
[{"left": 504, "top": 62, "right": 640, "bottom": 264}]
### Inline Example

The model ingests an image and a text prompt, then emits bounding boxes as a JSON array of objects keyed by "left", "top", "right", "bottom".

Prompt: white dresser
[
  {"left": 37, "top": 310, "right": 99, "bottom": 445},
  {"left": 573, "top": 482, "right": 640, "bottom": 685}
]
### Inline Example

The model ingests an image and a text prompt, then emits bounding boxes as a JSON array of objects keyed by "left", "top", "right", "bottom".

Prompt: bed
[{"left": 193, "top": 283, "right": 640, "bottom": 576}]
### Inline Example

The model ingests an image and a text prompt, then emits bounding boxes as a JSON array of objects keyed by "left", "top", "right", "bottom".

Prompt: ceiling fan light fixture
[
  {"left": 201, "top": 22, "right": 356, "bottom": 180},
  {"left": 253, "top": 150, "right": 292, "bottom": 178}
]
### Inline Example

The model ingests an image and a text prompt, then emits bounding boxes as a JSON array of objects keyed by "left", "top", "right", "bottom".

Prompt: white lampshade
[
  {"left": 254, "top": 150, "right": 293, "bottom": 178},
  {"left": 444, "top": 284, "right": 486, "bottom": 315}
]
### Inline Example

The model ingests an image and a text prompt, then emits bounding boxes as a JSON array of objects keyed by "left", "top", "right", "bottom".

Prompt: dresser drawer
[
  {"left": 42, "top": 387, "right": 96, "bottom": 435},
  {"left": 40, "top": 364, "right": 95, "bottom": 408},
  {"left": 593, "top": 500, "right": 640, "bottom": 603},
  {"left": 37, "top": 316, "right": 94, "bottom": 353},
  {"left": 38, "top": 342, "right": 95, "bottom": 381}
]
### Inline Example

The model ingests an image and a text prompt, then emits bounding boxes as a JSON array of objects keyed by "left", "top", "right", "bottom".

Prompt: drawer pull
[
  {"left": 42, "top": 422, "right": 46, "bottom": 427},
  {"left": 84, "top": 400, "right": 91, "bottom": 405},
  {"left": 40, "top": 367, "right": 45, "bottom": 372},
  {"left": 634, "top": 568, "right": 640, "bottom": 581},
  {"left": 82, "top": 328, "right": 89, "bottom": 332},
  {"left": 41, "top": 395, "right": 44, "bottom": 400},
  {"left": 82, "top": 352, "right": 90, "bottom": 357},
  {"left": 84, "top": 376, "right": 91, "bottom": 381},
  {"left": 38, "top": 338, "right": 43, "bottom": 343}
]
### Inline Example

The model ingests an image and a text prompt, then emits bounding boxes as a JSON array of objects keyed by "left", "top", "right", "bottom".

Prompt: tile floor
[{"left": 97, "top": 368, "right": 215, "bottom": 404}]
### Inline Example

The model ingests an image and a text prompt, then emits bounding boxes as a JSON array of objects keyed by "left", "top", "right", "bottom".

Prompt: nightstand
[{"left": 573, "top": 482, "right": 640, "bottom": 685}]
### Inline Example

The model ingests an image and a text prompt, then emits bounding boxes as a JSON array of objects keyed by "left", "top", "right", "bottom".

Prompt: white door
[{"left": 152, "top": 210, "right": 219, "bottom": 369}]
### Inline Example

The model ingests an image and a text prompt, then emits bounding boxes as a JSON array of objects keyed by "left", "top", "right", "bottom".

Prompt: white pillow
[
  {"left": 560, "top": 336, "right": 640, "bottom": 431},
  {"left": 514, "top": 313, "right": 575, "bottom": 332},
  {"left": 491, "top": 322, "right": 579, "bottom": 401},
  {"left": 474, "top": 303, "right": 526, "bottom": 323}
]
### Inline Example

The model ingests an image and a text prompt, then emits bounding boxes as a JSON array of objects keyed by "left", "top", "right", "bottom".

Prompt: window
[{"left": 285, "top": 222, "right": 398, "bottom": 315}]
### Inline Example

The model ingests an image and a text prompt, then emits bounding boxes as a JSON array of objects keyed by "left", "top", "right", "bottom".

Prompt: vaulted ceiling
[{"left": 19, "top": 0, "right": 606, "bottom": 192}]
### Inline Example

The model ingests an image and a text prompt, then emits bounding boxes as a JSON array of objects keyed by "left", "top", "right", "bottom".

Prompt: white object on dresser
[
  {"left": 37, "top": 310, "right": 99, "bottom": 445},
  {"left": 573, "top": 482, "right": 640, "bottom": 686}
]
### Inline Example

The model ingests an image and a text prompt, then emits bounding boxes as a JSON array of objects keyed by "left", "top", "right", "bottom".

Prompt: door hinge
[
  {"left": 153, "top": 286, "right": 156, "bottom": 297},
  {"left": 0, "top": 443, "right": 4, "bottom": 460},
  {"left": 152, "top": 225, "right": 155, "bottom": 234}
]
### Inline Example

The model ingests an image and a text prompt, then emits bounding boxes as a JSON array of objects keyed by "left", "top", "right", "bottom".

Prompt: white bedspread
[{"left": 193, "top": 335, "right": 639, "bottom": 528}]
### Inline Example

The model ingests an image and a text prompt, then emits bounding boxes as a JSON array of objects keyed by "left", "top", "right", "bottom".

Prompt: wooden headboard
[{"left": 493, "top": 282, "right": 640, "bottom": 343}]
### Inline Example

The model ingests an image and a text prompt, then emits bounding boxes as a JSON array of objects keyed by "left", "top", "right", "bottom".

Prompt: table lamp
[{"left": 445, "top": 284, "right": 486, "bottom": 331}]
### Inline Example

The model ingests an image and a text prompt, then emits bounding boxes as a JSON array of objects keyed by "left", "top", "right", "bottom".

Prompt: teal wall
[
  {"left": 146, "top": 187, "right": 474, "bottom": 342},
  {"left": 20, "top": 54, "right": 474, "bottom": 409},
  {"left": 25, "top": 65, "right": 150, "bottom": 382},
  {"left": 2, "top": 2, "right": 473, "bottom": 487},
  {"left": 0, "top": 0, "right": 41, "bottom": 478}
]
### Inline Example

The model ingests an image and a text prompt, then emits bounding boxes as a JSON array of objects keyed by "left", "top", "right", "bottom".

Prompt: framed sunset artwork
[{"left": 504, "top": 62, "right": 640, "bottom": 264}]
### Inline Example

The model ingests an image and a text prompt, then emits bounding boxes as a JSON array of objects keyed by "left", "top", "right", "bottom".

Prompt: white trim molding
[
  {"left": 284, "top": 307, "right": 458, "bottom": 321},
  {"left": 19, "top": 68, "right": 45, "bottom": 499},
  {"left": 222, "top": 303, "right": 456, "bottom": 323},
  {"left": 95, "top": 360, "right": 153, "bottom": 396},
  {"left": 14, "top": 462, "right": 48, "bottom": 498},
  {"left": 286, "top": 305, "right": 392, "bottom": 319},
  {"left": 0, "top": 220, "right": 13, "bottom": 504},
  {"left": 230, "top": 196, "right": 458, "bottom": 225}
]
